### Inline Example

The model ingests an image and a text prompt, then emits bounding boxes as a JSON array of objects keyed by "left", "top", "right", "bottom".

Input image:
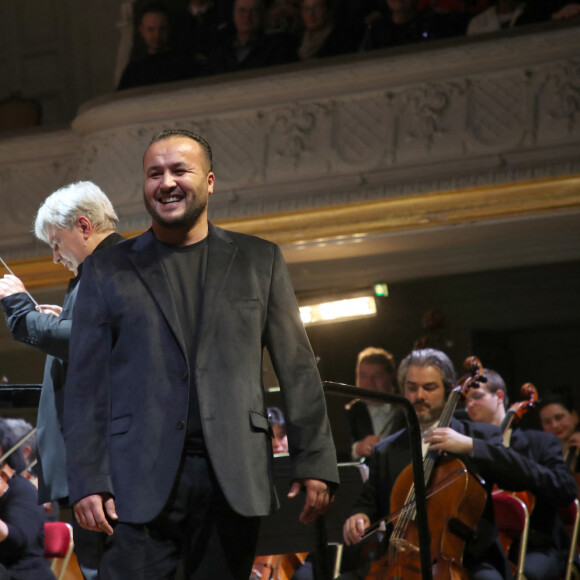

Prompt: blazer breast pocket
[{"left": 249, "top": 410, "right": 273, "bottom": 437}]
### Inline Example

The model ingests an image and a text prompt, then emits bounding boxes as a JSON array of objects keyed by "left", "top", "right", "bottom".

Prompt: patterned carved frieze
[{"left": 0, "top": 24, "right": 579, "bottom": 268}]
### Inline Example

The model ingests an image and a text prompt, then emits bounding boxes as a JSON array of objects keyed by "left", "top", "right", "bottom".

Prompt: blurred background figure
[
  {"left": 361, "top": 0, "right": 468, "bottom": 50},
  {"left": 117, "top": 2, "right": 197, "bottom": 91},
  {"left": 0, "top": 418, "right": 53, "bottom": 580},
  {"left": 345, "top": 347, "right": 404, "bottom": 461},
  {"left": 267, "top": 406, "right": 289, "bottom": 454},
  {"left": 267, "top": 0, "right": 303, "bottom": 33},
  {"left": 171, "top": 0, "right": 232, "bottom": 73},
  {"left": 3, "top": 419, "right": 36, "bottom": 482},
  {"left": 539, "top": 393, "right": 580, "bottom": 471},
  {"left": 208, "top": 0, "right": 298, "bottom": 74},
  {"left": 297, "top": 0, "right": 363, "bottom": 60}
]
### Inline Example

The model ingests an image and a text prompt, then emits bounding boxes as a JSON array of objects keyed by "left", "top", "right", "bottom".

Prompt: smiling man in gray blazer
[{"left": 63, "top": 129, "right": 339, "bottom": 579}]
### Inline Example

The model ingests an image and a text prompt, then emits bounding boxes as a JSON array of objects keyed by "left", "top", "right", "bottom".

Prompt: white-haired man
[{"left": 0, "top": 181, "right": 123, "bottom": 580}]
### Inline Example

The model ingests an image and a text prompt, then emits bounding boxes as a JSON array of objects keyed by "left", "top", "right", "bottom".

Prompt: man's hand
[
  {"left": 0, "top": 274, "right": 27, "bottom": 299},
  {"left": 74, "top": 493, "right": 118, "bottom": 535},
  {"left": 569, "top": 432, "right": 580, "bottom": 448},
  {"left": 355, "top": 435, "right": 380, "bottom": 458},
  {"left": 343, "top": 512, "right": 371, "bottom": 545},
  {"left": 287, "top": 478, "right": 334, "bottom": 524},
  {"left": 425, "top": 427, "right": 474, "bottom": 455},
  {"left": 37, "top": 304, "right": 63, "bottom": 317}
]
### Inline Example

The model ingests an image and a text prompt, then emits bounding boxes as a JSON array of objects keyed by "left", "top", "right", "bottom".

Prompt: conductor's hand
[
  {"left": 343, "top": 513, "right": 371, "bottom": 545},
  {"left": 37, "top": 304, "right": 62, "bottom": 317},
  {"left": 0, "top": 274, "right": 26, "bottom": 299},
  {"left": 288, "top": 478, "right": 334, "bottom": 524},
  {"left": 74, "top": 493, "right": 118, "bottom": 535}
]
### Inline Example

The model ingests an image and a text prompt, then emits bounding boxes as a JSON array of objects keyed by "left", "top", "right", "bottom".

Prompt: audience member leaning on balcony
[
  {"left": 170, "top": 0, "right": 233, "bottom": 74},
  {"left": 361, "top": 0, "right": 469, "bottom": 50},
  {"left": 297, "top": 0, "right": 364, "bottom": 60},
  {"left": 117, "top": 2, "right": 198, "bottom": 91},
  {"left": 467, "top": 0, "right": 579, "bottom": 34},
  {"left": 208, "top": 0, "right": 298, "bottom": 74}
]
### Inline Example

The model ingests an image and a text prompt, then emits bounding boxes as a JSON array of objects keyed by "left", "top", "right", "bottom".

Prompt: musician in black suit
[
  {"left": 63, "top": 129, "right": 339, "bottom": 579},
  {"left": 345, "top": 347, "right": 405, "bottom": 461},
  {"left": 466, "top": 369, "right": 577, "bottom": 580},
  {"left": 0, "top": 419, "right": 53, "bottom": 580},
  {"left": 0, "top": 181, "right": 123, "bottom": 580},
  {"left": 342, "top": 349, "right": 569, "bottom": 580}
]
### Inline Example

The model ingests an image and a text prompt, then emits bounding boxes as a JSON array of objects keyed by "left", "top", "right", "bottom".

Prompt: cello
[{"left": 365, "top": 356, "right": 488, "bottom": 580}]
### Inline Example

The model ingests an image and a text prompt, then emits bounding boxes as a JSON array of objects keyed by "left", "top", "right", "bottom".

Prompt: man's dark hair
[
  {"left": 538, "top": 392, "right": 575, "bottom": 414},
  {"left": 0, "top": 417, "right": 28, "bottom": 473},
  {"left": 148, "top": 129, "right": 213, "bottom": 171},
  {"left": 397, "top": 348, "right": 457, "bottom": 396},
  {"left": 481, "top": 368, "right": 509, "bottom": 409},
  {"left": 139, "top": 1, "right": 169, "bottom": 23}
]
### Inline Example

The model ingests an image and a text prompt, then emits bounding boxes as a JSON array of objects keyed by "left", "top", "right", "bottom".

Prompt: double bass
[{"left": 365, "top": 356, "right": 488, "bottom": 580}]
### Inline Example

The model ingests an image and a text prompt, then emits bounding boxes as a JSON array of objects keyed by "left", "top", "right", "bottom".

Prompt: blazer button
[
  {"left": 181, "top": 373, "right": 188, "bottom": 381},
  {"left": 177, "top": 421, "right": 184, "bottom": 430}
]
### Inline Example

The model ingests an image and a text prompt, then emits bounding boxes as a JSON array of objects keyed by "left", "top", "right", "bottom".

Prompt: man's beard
[
  {"left": 415, "top": 402, "right": 444, "bottom": 426},
  {"left": 144, "top": 193, "right": 207, "bottom": 231}
]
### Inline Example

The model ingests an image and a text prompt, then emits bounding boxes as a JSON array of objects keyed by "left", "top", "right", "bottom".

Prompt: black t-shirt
[{"left": 156, "top": 236, "right": 208, "bottom": 454}]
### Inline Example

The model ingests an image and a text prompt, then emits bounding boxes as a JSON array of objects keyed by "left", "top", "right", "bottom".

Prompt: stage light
[
  {"left": 299, "top": 295, "right": 377, "bottom": 326},
  {"left": 374, "top": 283, "right": 388, "bottom": 297}
]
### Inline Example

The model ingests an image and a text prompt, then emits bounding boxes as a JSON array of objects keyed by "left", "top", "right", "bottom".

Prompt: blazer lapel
[
  {"left": 197, "top": 224, "right": 237, "bottom": 358},
  {"left": 128, "top": 230, "right": 186, "bottom": 355}
]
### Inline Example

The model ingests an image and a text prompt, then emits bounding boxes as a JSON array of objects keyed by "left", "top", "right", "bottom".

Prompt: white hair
[{"left": 34, "top": 181, "right": 118, "bottom": 244}]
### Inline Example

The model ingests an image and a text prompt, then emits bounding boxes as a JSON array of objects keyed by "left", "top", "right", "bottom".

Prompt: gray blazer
[
  {"left": 64, "top": 224, "right": 339, "bottom": 523},
  {"left": 0, "top": 232, "right": 124, "bottom": 504}
]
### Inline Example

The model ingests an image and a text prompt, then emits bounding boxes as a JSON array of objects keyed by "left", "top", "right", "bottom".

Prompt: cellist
[
  {"left": 465, "top": 370, "right": 577, "bottom": 580},
  {"left": 342, "top": 349, "right": 567, "bottom": 580}
]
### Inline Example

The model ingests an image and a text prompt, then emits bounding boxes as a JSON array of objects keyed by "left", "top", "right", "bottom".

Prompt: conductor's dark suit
[{"left": 63, "top": 224, "right": 339, "bottom": 525}]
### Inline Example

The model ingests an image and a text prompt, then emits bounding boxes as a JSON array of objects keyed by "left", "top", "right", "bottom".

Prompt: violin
[{"left": 364, "top": 356, "right": 488, "bottom": 580}]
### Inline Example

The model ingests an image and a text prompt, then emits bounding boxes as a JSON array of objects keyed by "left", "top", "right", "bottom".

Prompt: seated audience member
[
  {"left": 117, "top": 2, "right": 197, "bottom": 91},
  {"left": 361, "top": 0, "right": 469, "bottom": 50},
  {"left": 465, "top": 370, "right": 577, "bottom": 580},
  {"left": 341, "top": 348, "right": 571, "bottom": 579},
  {"left": 345, "top": 347, "right": 405, "bottom": 462},
  {"left": 419, "top": 0, "right": 490, "bottom": 13},
  {"left": 515, "top": 0, "right": 580, "bottom": 23},
  {"left": 267, "top": 0, "right": 303, "bottom": 34},
  {"left": 467, "top": 0, "right": 527, "bottom": 34},
  {"left": 170, "top": 0, "right": 232, "bottom": 72},
  {"left": 267, "top": 406, "right": 289, "bottom": 454},
  {"left": 539, "top": 393, "right": 580, "bottom": 470},
  {"left": 297, "top": 0, "right": 363, "bottom": 60},
  {"left": 0, "top": 419, "right": 53, "bottom": 580},
  {"left": 208, "top": 0, "right": 298, "bottom": 74}
]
